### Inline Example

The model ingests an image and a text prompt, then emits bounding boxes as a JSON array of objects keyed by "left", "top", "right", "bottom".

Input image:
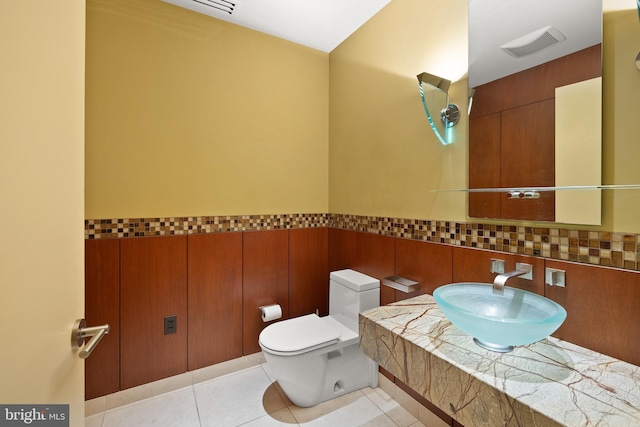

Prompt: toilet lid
[{"left": 259, "top": 314, "right": 341, "bottom": 354}]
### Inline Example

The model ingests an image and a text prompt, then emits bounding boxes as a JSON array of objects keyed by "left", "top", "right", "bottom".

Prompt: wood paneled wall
[
  {"left": 328, "top": 227, "right": 357, "bottom": 272},
  {"left": 86, "top": 228, "right": 330, "bottom": 397},
  {"left": 452, "top": 247, "right": 546, "bottom": 295},
  {"left": 85, "top": 239, "right": 120, "bottom": 399},
  {"left": 290, "top": 228, "right": 329, "bottom": 318},
  {"left": 85, "top": 226, "right": 640, "bottom": 405},
  {"left": 354, "top": 232, "right": 395, "bottom": 306},
  {"left": 187, "top": 233, "right": 243, "bottom": 371},
  {"left": 243, "top": 230, "right": 290, "bottom": 355},
  {"left": 120, "top": 236, "right": 188, "bottom": 390},
  {"left": 395, "top": 239, "right": 453, "bottom": 301},
  {"left": 545, "top": 260, "right": 640, "bottom": 365}
]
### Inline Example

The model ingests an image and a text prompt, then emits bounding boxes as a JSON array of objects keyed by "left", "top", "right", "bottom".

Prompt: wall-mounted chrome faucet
[{"left": 492, "top": 262, "right": 532, "bottom": 294}]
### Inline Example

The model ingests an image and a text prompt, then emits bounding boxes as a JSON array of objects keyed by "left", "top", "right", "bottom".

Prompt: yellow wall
[
  {"left": 602, "top": 5, "right": 640, "bottom": 233},
  {"left": 87, "top": 0, "right": 640, "bottom": 234},
  {"left": 329, "top": 0, "right": 468, "bottom": 221},
  {"left": 85, "top": 0, "right": 329, "bottom": 218}
]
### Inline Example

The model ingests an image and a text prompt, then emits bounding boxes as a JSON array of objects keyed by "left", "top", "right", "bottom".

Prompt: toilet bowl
[{"left": 258, "top": 269, "right": 380, "bottom": 407}]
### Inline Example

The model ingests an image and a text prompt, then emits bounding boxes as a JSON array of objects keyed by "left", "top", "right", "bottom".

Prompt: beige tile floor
[{"left": 84, "top": 360, "right": 432, "bottom": 427}]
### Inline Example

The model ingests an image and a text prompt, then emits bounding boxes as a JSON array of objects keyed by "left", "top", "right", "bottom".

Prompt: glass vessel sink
[{"left": 433, "top": 283, "right": 567, "bottom": 352}]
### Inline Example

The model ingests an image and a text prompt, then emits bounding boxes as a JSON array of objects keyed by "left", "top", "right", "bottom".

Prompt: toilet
[{"left": 258, "top": 269, "right": 380, "bottom": 407}]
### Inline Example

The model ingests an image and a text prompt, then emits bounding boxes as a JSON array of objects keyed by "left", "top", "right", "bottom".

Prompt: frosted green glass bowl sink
[{"left": 433, "top": 283, "right": 567, "bottom": 352}]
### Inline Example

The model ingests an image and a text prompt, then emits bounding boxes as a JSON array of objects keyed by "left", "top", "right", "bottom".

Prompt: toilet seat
[{"left": 259, "top": 314, "right": 341, "bottom": 356}]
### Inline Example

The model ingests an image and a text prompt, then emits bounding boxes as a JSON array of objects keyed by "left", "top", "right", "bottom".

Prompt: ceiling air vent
[
  {"left": 191, "top": 0, "right": 236, "bottom": 15},
  {"left": 501, "top": 26, "right": 566, "bottom": 59}
]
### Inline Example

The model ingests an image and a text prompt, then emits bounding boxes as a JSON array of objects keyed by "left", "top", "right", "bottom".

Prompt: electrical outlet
[{"left": 164, "top": 315, "right": 177, "bottom": 335}]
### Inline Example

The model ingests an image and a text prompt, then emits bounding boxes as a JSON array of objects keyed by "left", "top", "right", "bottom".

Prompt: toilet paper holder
[{"left": 259, "top": 304, "right": 282, "bottom": 322}]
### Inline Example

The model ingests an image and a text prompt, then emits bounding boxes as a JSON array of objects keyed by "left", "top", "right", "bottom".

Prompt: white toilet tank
[{"left": 329, "top": 269, "right": 380, "bottom": 333}]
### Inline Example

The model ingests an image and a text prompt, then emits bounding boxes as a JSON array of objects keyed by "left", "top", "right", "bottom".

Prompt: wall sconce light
[{"left": 417, "top": 72, "right": 460, "bottom": 145}]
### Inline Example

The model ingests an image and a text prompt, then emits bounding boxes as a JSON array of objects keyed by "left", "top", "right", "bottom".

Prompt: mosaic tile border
[
  {"left": 330, "top": 214, "right": 640, "bottom": 271},
  {"left": 84, "top": 213, "right": 640, "bottom": 271},
  {"left": 85, "top": 213, "right": 329, "bottom": 239}
]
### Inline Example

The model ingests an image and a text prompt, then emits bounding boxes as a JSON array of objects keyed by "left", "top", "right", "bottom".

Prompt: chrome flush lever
[{"left": 72, "top": 318, "right": 110, "bottom": 359}]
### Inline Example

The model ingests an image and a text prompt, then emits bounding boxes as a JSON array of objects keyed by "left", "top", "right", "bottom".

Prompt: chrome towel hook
[{"left": 71, "top": 318, "right": 109, "bottom": 359}]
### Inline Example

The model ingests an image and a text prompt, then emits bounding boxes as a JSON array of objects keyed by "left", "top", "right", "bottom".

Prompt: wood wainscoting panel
[
  {"left": 187, "top": 232, "right": 243, "bottom": 371},
  {"left": 85, "top": 239, "right": 120, "bottom": 399},
  {"left": 243, "top": 229, "right": 289, "bottom": 355},
  {"left": 452, "top": 247, "right": 545, "bottom": 295},
  {"left": 394, "top": 239, "right": 453, "bottom": 302},
  {"left": 290, "top": 227, "right": 329, "bottom": 318},
  {"left": 120, "top": 236, "right": 187, "bottom": 389},
  {"left": 328, "top": 228, "right": 357, "bottom": 272},
  {"left": 355, "top": 232, "right": 395, "bottom": 306},
  {"left": 545, "top": 260, "right": 640, "bottom": 366}
]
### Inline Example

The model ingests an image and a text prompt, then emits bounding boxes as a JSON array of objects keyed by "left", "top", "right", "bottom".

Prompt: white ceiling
[
  {"left": 161, "top": 0, "right": 391, "bottom": 53},
  {"left": 160, "top": 0, "right": 637, "bottom": 83}
]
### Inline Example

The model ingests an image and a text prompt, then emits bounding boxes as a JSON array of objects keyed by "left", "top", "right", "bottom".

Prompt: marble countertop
[{"left": 359, "top": 294, "right": 640, "bottom": 427}]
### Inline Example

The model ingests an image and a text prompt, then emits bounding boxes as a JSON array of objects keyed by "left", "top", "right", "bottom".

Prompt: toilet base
[
  {"left": 317, "top": 343, "right": 378, "bottom": 406},
  {"left": 264, "top": 342, "right": 378, "bottom": 408}
]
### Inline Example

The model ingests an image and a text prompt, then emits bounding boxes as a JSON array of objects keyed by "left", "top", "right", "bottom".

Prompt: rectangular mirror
[{"left": 468, "top": 0, "right": 603, "bottom": 224}]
